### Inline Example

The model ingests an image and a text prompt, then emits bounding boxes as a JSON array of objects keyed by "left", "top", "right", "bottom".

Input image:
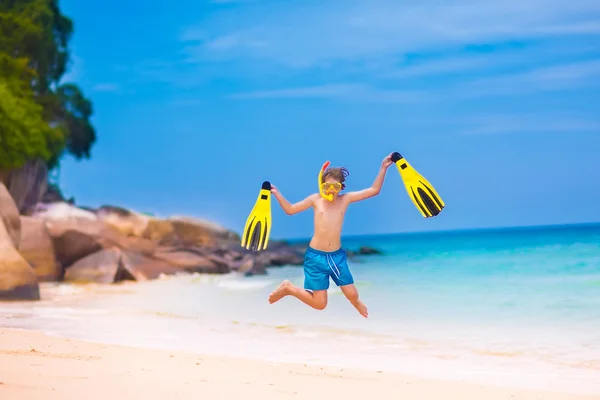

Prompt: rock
[
  {"left": 230, "top": 254, "right": 255, "bottom": 273},
  {"left": 45, "top": 219, "right": 104, "bottom": 268},
  {"left": 64, "top": 248, "right": 132, "bottom": 284},
  {"left": 0, "top": 183, "right": 21, "bottom": 249},
  {"left": 19, "top": 216, "right": 61, "bottom": 281},
  {"left": 95, "top": 205, "right": 150, "bottom": 237},
  {"left": 142, "top": 218, "right": 176, "bottom": 243},
  {"left": 240, "top": 255, "right": 268, "bottom": 276},
  {"left": 31, "top": 201, "right": 98, "bottom": 221},
  {"left": 0, "top": 159, "right": 48, "bottom": 215},
  {"left": 168, "top": 216, "right": 240, "bottom": 247},
  {"left": 41, "top": 183, "right": 67, "bottom": 204},
  {"left": 0, "top": 220, "right": 40, "bottom": 300},
  {"left": 267, "top": 248, "right": 304, "bottom": 266},
  {"left": 121, "top": 251, "right": 182, "bottom": 280},
  {"left": 240, "top": 246, "right": 304, "bottom": 268},
  {"left": 120, "top": 235, "right": 156, "bottom": 255},
  {"left": 45, "top": 218, "right": 156, "bottom": 268},
  {"left": 153, "top": 247, "right": 229, "bottom": 274},
  {"left": 205, "top": 252, "right": 235, "bottom": 273},
  {"left": 358, "top": 246, "right": 382, "bottom": 255}
]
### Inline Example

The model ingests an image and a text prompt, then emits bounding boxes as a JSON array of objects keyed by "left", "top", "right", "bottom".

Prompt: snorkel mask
[{"left": 318, "top": 161, "right": 334, "bottom": 201}]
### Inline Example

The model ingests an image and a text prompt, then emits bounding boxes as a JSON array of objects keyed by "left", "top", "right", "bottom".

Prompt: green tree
[{"left": 0, "top": 0, "right": 96, "bottom": 170}]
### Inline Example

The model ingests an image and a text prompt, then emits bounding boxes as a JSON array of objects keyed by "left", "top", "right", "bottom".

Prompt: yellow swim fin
[
  {"left": 391, "top": 152, "right": 445, "bottom": 218},
  {"left": 241, "top": 181, "right": 273, "bottom": 251}
]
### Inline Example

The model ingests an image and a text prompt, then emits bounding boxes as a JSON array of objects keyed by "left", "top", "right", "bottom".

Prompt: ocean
[{"left": 2, "top": 223, "right": 600, "bottom": 394}]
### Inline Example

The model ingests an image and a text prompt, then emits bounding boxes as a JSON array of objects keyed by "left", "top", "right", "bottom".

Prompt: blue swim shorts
[{"left": 303, "top": 246, "right": 354, "bottom": 291}]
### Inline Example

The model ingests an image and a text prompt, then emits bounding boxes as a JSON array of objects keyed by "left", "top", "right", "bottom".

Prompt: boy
[{"left": 268, "top": 154, "right": 394, "bottom": 318}]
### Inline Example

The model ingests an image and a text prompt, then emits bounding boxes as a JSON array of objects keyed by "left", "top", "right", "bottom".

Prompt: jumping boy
[{"left": 267, "top": 154, "right": 394, "bottom": 318}]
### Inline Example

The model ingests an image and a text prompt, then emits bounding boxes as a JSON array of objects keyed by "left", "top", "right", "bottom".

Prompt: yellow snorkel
[{"left": 318, "top": 161, "right": 334, "bottom": 201}]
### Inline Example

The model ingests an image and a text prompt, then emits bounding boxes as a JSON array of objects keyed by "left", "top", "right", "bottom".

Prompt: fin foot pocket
[{"left": 392, "top": 151, "right": 445, "bottom": 219}]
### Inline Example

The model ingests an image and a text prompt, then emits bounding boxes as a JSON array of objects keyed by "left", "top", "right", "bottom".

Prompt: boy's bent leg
[
  {"left": 269, "top": 247, "right": 330, "bottom": 310},
  {"left": 329, "top": 252, "right": 368, "bottom": 318},
  {"left": 340, "top": 284, "right": 368, "bottom": 318},
  {"left": 268, "top": 280, "right": 328, "bottom": 310}
]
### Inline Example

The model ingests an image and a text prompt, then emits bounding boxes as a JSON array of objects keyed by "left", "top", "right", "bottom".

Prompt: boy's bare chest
[{"left": 314, "top": 201, "right": 347, "bottom": 219}]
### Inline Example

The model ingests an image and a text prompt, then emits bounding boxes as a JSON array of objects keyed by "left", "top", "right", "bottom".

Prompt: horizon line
[{"left": 276, "top": 220, "right": 600, "bottom": 243}]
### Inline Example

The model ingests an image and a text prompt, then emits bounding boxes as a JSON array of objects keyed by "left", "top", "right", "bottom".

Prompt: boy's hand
[
  {"left": 270, "top": 184, "right": 279, "bottom": 194},
  {"left": 381, "top": 154, "right": 393, "bottom": 169}
]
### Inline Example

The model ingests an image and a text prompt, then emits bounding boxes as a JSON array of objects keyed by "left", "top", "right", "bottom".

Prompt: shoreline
[
  {"left": 1, "top": 327, "right": 598, "bottom": 400},
  {"left": 2, "top": 275, "right": 600, "bottom": 397}
]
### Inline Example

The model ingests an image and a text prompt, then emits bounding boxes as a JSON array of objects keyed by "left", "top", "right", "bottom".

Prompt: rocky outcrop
[
  {"left": 64, "top": 248, "right": 130, "bottom": 284},
  {"left": 1, "top": 182, "right": 384, "bottom": 295},
  {"left": 346, "top": 246, "right": 383, "bottom": 257},
  {"left": 19, "top": 216, "right": 61, "bottom": 281},
  {"left": 120, "top": 251, "right": 180, "bottom": 281},
  {"left": 42, "top": 216, "right": 156, "bottom": 268},
  {"left": 95, "top": 205, "right": 150, "bottom": 237},
  {"left": 0, "top": 159, "right": 49, "bottom": 215},
  {"left": 0, "top": 182, "right": 22, "bottom": 248},
  {"left": 152, "top": 247, "right": 226, "bottom": 273},
  {"left": 41, "top": 183, "right": 68, "bottom": 204},
  {"left": 0, "top": 183, "right": 40, "bottom": 300},
  {"left": 167, "top": 216, "right": 240, "bottom": 246},
  {"left": 142, "top": 218, "right": 176, "bottom": 243},
  {"left": 0, "top": 219, "right": 40, "bottom": 300}
]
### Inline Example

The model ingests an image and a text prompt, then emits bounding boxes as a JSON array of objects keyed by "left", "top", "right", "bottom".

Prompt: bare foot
[
  {"left": 353, "top": 300, "right": 369, "bottom": 318},
  {"left": 268, "top": 280, "right": 292, "bottom": 304}
]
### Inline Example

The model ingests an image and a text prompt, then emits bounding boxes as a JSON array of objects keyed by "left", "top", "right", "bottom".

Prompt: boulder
[
  {"left": 236, "top": 255, "right": 267, "bottom": 276},
  {"left": 120, "top": 251, "right": 182, "bottom": 280},
  {"left": 31, "top": 201, "right": 97, "bottom": 221},
  {"left": 0, "top": 220, "right": 40, "bottom": 300},
  {"left": 64, "top": 248, "right": 131, "bottom": 284},
  {"left": 204, "top": 252, "right": 234, "bottom": 273},
  {"left": 238, "top": 246, "right": 304, "bottom": 268},
  {"left": 167, "top": 216, "right": 240, "bottom": 247},
  {"left": 45, "top": 217, "right": 156, "bottom": 268},
  {"left": 358, "top": 246, "right": 382, "bottom": 255},
  {"left": 95, "top": 205, "right": 150, "bottom": 237},
  {"left": 0, "top": 182, "right": 22, "bottom": 248},
  {"left": 153, "top": 247, "right": 228, "bottom": 274},
  {"left": 19, "top": 216, "right": 61, "bottom": 281},
  {"left": 45, "top": 219, "right": 104, "bottom": 268},
  {"left": 120, "top": 235, "right": 156, "bottom": 255},
  {"left": 267, "top": 247, "right": 304, "bottom": 266},
  {"left": 142, "top": 218, "right": 176, "bottom": 243}
]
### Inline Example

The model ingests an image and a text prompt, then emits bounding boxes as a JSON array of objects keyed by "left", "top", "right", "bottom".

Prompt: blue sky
[{"left": 56, "top": 0, "right": 600, "bottom": 240}]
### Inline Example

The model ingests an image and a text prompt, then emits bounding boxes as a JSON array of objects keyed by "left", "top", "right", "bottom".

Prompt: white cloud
[
  {"left": 464, "top": 59, "right": 600, "bottom": 96},
  {"left": 180, "top": 0, "right": 600, "bottom": 68},
  {"left": 135, "top": 0, "right": 600, "bottom": 103},
  {"left": 228, "top": 83, "right": 431, "bottom": 103},
  {"left": 227, "top": 57, "right": 600, "bottom": 102}
]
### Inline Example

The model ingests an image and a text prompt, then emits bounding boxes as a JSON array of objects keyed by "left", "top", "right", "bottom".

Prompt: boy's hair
[{"left": 322, "top": 167, "right": 350, "bottom": 190}]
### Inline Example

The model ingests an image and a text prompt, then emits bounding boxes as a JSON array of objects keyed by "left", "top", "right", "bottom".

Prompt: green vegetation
[{"left": 0, "top": 0, "right": 96, "bottom": 170}]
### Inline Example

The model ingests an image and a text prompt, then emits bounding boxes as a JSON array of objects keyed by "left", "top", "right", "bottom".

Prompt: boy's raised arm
[
  {"left": 345, "top": 154, "right": 393, "bottom": 203},
  {"left": 271, "top": 185, "right": 316, "bottom": 215}
]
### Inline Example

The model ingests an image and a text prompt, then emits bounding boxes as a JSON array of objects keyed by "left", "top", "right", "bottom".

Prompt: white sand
[{"left": 0, "top": 328, "right": 597, "bottom": 400}]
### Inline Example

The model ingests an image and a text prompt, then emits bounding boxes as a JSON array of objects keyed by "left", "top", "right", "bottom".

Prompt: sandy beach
[{"left": 0, "top": 328, "right": 596, "bottom": 400}]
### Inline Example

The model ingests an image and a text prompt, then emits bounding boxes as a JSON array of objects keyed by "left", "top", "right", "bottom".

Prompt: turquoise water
[{"left": 2, "top": 223, "right": 600, "bottom": 393}]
